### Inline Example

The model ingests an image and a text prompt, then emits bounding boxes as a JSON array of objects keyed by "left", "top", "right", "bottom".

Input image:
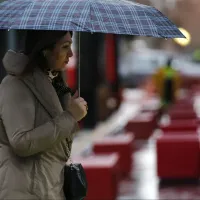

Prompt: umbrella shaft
[{"left": 78, "top": 32, "right": 81, "bottom": 97}]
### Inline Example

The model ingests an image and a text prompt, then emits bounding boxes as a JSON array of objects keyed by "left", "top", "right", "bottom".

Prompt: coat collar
[
  {"left": 3, "top": 50, "right": 63, "bottom": 118},
  {"left": 23, "top": 68, "right": 63, "bottom": 118}
]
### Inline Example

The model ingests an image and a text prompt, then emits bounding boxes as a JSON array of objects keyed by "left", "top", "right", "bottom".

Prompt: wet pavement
[{"left": 117, "top": 139, "right": 200, "bottom": 200}]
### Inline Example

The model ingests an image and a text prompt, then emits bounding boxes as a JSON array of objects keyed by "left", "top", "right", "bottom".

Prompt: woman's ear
[{"left": 43, "top": 49, "right": 52, "bottom": 57}]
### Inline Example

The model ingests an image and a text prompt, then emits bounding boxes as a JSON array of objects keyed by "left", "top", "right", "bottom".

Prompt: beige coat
[{"left": 0, "top": 50, "right": 78, "bottom": 199}]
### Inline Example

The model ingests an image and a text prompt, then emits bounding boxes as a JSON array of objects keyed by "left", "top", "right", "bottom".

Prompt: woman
[{"left": 0, "top": 30, "right": 87, "bottom": 199}]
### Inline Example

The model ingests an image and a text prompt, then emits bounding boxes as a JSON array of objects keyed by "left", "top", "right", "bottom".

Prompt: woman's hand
[{"left": 67, "top": 91, "right": 88, "bottom": 122}]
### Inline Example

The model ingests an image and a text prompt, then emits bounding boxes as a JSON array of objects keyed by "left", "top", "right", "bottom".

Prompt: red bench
[
  {"left": 73, "top": 154, "right": 120, "bottom": 200},
  {"left": 156, "top": 134, "right": 200, "bottom": 179},
  {"left": 160, "top": 119, "right": 198, "bottom": 132},
  {"left": 169, "top": 104, "right": 194, "bottom": 111},
  {"left": 93, "top": 134, "right": 134, "bottom": 177},
  {"left": 168, "top": 110, "right": 197, "bottom": 120},
  {"left": 125, "top": 112, "right": 157, "bottom": 139},
  {"left": 161, "top": 130, "right": 197, "bottom": 135}
]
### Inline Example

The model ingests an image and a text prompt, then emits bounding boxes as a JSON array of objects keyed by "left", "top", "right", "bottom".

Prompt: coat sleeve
[{"left": 0, "top": 78, "right": 78, "bottom": 157}]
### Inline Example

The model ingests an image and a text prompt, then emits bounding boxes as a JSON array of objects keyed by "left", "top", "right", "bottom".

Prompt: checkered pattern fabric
[{"left": 0, "top": 0, "right": 184, "bottom": 38}]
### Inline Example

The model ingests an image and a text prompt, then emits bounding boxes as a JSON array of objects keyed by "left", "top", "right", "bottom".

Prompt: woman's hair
[{"left": 23, "top": 30, "right": 73, "bottom": 74}]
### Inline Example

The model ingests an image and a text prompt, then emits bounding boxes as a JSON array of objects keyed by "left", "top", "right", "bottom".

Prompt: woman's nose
[{"left": 68, "top": 47, "right": 73, "bottom": 57}]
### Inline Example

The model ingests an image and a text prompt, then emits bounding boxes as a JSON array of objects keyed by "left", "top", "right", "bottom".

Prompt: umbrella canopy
[{"left": 0, "top": 0, "right": 184, "bottom": 38}]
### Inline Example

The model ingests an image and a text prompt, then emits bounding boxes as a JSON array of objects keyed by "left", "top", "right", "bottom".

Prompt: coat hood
[{"left": 2, "top": 50, "right": 29, "bottom": 76}]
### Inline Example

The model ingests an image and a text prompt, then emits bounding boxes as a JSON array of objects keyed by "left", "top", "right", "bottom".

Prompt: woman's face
[{"left": 45, "top": 32, "right": 73, "bottom": 71}]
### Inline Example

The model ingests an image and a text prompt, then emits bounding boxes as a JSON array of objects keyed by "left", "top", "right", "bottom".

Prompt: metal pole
[{"left": 78, "top": 32, "right": 81, "bottom": 97}]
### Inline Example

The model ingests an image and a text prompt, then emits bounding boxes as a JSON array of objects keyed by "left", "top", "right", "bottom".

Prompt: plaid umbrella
[{"left": 0, "top": 0, "right": 184, "bottom": 38}]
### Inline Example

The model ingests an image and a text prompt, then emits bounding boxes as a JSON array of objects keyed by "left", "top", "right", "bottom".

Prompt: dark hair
[{"left": 23, "top": 30, "right": 73, "bottom": 74}]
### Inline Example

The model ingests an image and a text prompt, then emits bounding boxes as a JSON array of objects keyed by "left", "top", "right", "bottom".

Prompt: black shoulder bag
[{"left": 63, "top": 161, "right": 88, "bottom": 200}]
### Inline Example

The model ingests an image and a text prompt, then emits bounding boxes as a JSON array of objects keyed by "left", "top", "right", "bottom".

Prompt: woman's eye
[{"left": 63, "top": 45, "right": 69, "bottom": 49}]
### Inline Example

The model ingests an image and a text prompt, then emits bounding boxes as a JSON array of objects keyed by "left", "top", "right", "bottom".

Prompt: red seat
[
  {"left": 162, "top": 130, "right": 197, "bottom": 135},
  {"left": 156, "top": 134, "right": 200, "bottom": 179},
  {"left": 93, "top": 134, "right": 134, "bottom": 177},
  {"left": 169, "top": 104, "right": 194, "bottom": 111},
  {"left": 168, "top": 110, "right": 197, "bottom": 120},
  {"left": 125, "top": 112, "right": 157, "bottom": 139},
  {"left": 160, "top": 119, "right": 198, "bottom": 132},
  {"left": 73, "top": 154, "right": 120, "bottom": 200},
  {"left": 175, "top": 98, "right": 193, "bottom": 105}
]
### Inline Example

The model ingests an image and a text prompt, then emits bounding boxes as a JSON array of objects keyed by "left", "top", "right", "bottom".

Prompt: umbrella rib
[
  {"left": 147, "top": 7, "right": 168, "bottom": 38},
  {"left": 145, "top": 6, "right": 185, "bottom": 38},
  {"left": 89, "top": 0, "right": 94, "bottom": 33},
  {"left": 143, "top": 7, "right": 160, "bottom": 38}
]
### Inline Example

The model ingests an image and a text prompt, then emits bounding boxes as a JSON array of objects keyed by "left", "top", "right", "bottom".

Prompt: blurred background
[{"left": 1, "top": 0, "right": 200, "bottom": 199}]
